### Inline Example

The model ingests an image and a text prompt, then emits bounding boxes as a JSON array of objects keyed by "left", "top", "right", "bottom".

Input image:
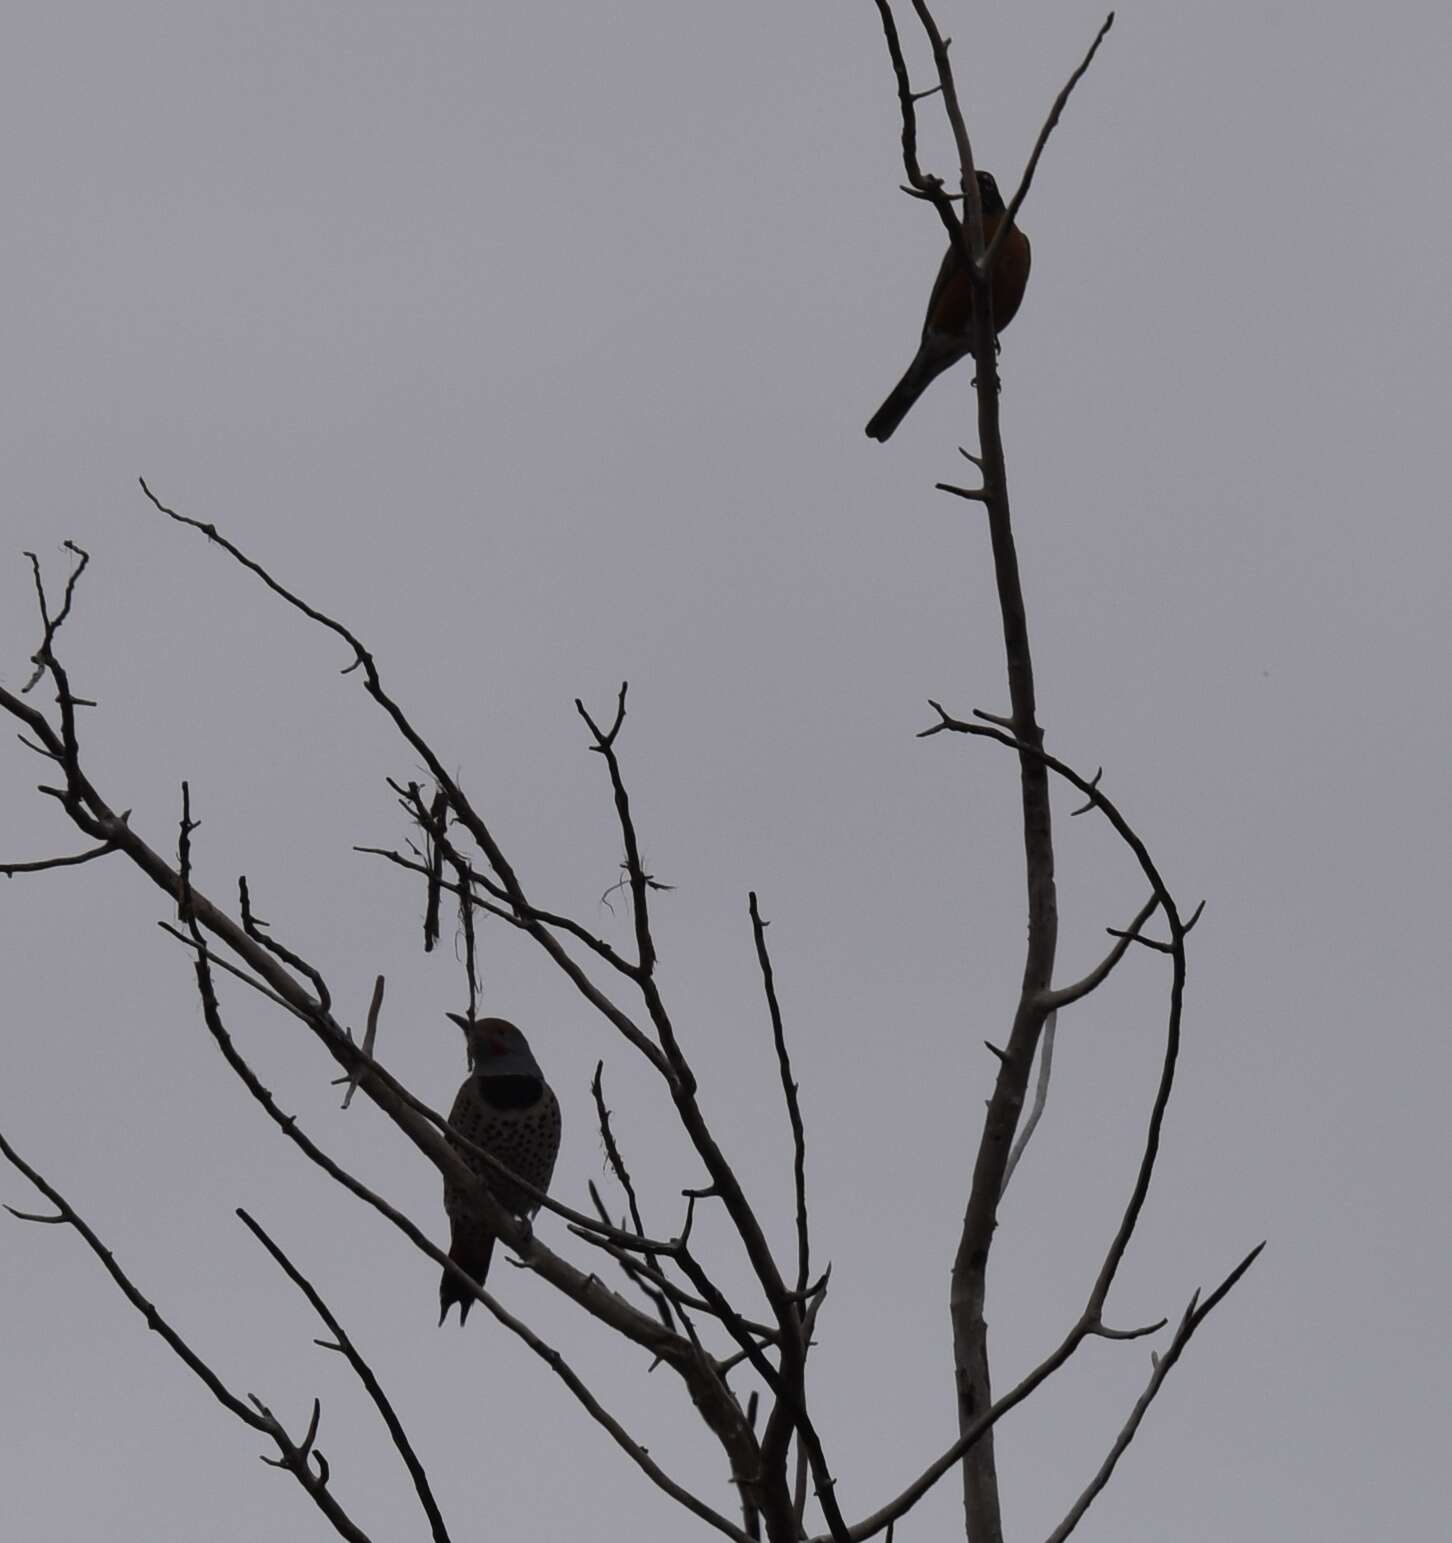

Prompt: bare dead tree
[{"left": 1, "top": 7, "right": 1259, "bottom": 1543}]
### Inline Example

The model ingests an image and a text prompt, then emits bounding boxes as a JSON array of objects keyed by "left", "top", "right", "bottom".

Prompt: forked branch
[{"left": 0, "top": 1129, "right": 374, "bottom": 1543}]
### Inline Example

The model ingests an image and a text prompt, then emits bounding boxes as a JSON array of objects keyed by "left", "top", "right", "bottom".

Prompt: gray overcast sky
[{"left": 2, "top": 3, "right": 1447, "bottom": 1539}]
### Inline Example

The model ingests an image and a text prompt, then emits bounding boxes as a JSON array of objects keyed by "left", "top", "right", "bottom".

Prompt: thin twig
[
  {"left": 985, "top": 14, "right": 1116, "bottom": 271},
  {"left": 1043, "top": 1243, "right": 1265, "bottom": 1542},
  {"left": 1106, "top": 899, "right": 1206, "bottom": 956},
  {"left": 423, "top": 787, "right": 447, "bottom": 952},
  {"left": 340, "top": 976, "right": 385, "bottom": 1110},
  {"left": 569, "top": 1229, "right": 778, "bottom": 1340},
  {"left": 21, "top": 542, "right": 90, "bottom": 695},
  {"left": 590, "top": 1063, "right": 698, "bottom": 1340},
  {"left": 749, "top": 893, "right": 810, "bottom": 1299},
  {"left": 1041, "top": 896, "right": 1159, "bottom": 1010},
  {"left": 0, "top": 841, "right": 116, "bottom": 876},
  {"left": 239, "top": 874, "right": 332, "bottom": 1014},
  {"left": 237, "top": 1208, "right": 451, "bottom": 1543},
  {"left": 586, "top": 1182, "right": 675, "bottom": 1329},
  {"left": 0, "top": 1128, "right": 373, "bottom": 1542}
]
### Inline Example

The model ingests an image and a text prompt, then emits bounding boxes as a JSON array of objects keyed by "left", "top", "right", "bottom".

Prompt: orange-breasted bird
[{"left": 865, "top": 170, "right": 1031, "bottom": 442}]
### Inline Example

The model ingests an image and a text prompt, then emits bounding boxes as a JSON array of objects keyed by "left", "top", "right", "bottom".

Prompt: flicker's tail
[
  {"left": 864, "top": 347, "right": 957, "bottom": 442},
  {"left": 439, "top": 1225, "right": 496, "bottom": 1326}
]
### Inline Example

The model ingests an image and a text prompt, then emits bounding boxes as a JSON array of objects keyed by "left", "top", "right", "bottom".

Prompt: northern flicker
[{"left": 439, "top": 1014, "right": 562, "bottom": 1326}]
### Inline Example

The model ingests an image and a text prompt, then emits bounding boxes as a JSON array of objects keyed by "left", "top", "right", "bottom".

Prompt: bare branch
[
  {"left": 16, "top": 547, "right": 94, "bottom": 810},
  {"left": 574, "top": 679, "right": 832, "bottom": 1543},
  {"left": 239, "top": 874, "right": 332, "bottom": 1014},
  {"left": 587, "top": 1062, "right": 702, "bottom": 1340},
  {"left": 906, "top": 0, "right": 980, "bottom": 243},
  {"left": 450, "top": 844, "right": 480, "bottom": 1016},
  {"left": 936, "top": 481, "right": 990, "bottom": 504},
  {"left": 985, "top": 13, "right": 1116, "bottom": 271},
  {"left": 569, "top": 1229, "right": 779, "bottom": 1340},
  {"left": 1069, "top": 768, "right": 1103, "bottom": 817},
  {"left": 575, "top": 685, "right": 667, "bottom": 990},
  {"left": 921, "top": 709, "right": 1196, "bottom": 1311},
  {"left": 1105, "top": 899, "right": 1205, "bottom": 956},
  {"left": 584, "top": 1186, "right": 684, "bottom": 1330},
  {"left": 4, "top": 1205, "right": 67, "bottom": 1224},
  {"left": 590, "top": 1062, "right": 651, "bottom": 1242},
  {"left": 422, "top": 787, "right": 447, "bottom": 952},
  {"left": 1041, "top": 895, "right": 1159, "bottom": 1010},
  {"left": 0, "top": 840, "right": 116, "bottom": 876},
  {"left": 339, "top": 976, "right": 385, "bottom": 1110},
  {"left": 672, "top": 1246, "right": 787, "bottom": 1397},
  {"left": 1044, "top": 1243, "right": 1265, "bottom": 1543},
  {"left": 749, "top": 893, "right": 811, "bottom": 1299},
  {"left": 1089, "top": 1317, "right": 1168, "bottom": 1343},
  {"left": 236, "top": 1209, "right": 451, "bottom": 1543},
  {"left": 14, "top": 730, "right": 59, "bottom": 759},
  {"left": 157, "top": 921, "right": 314, "bottom": 1019},
  {"left": 868, "top": 0, "right": 931, "bottom": 195},
  {"left": 820, "top": 715, "right": 1204, "bottom": 1542},
  {"left": 815, "top": 1324, "right": 1082, "bottom": 1543},
  {"left": 21, "top": 542, "right": 90, "bottom": 693},
  {"left": 793, "top": 1287, "right": 830, "bottom": 1533},
  {"left": 0, "top": 1127, "right": 374, "bottom": 1542}
]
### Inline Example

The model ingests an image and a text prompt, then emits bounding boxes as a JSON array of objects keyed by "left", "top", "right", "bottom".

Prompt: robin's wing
[
  {"left": 918, "top": 241, "right": 964, "bottom": 342},
  {"left": 917, "top": 210, "right": 1024, "bottom": 341}
]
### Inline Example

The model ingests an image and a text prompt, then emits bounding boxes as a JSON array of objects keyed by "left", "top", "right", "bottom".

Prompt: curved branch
[
  {"left": 237, "top": 1208, "right": 452, "bottom": 1543},
  {"left": 921, "top": 709, "right": 1186, "bottom": 1314},
  {"left": 822, "top": 718, "right": 1204, "bottom": 1542},
  {"left": 0, "top": 840, "right": 116, "bottom": 876},
  {"left": 0, "top": 1128, "right": 373, "bottom": 1543},
  {"left": 1044, "top": 1243, "right": 1265, "bottom": 1542},
  {"left": 1040, "top": 895, "right": 1159, "bottom": 1010}
]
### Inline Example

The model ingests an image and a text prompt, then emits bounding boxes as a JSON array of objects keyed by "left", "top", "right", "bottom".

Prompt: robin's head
[
  {"left": 447, "top": 1014, "right": 543, "bottom": 1080},
  {"left": 975, "top": 170, "right": 1006, "bottom": 215}
]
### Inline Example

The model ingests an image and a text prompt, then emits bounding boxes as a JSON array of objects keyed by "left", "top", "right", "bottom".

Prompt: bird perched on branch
[
  {"left": 439, "top": 1015, "right": 562, "bottom": 1326},
  {"left": 865, "top": 170, "right": 1031, "bottom": 442}
]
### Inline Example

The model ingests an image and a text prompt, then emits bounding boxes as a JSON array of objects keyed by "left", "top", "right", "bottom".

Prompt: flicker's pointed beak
[{"left": 446, "top": 1012, "right": 471, "bottom": 1032}]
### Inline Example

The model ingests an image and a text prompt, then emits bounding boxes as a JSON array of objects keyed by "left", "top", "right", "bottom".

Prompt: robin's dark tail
[
  {"left": 865, "top": 347, "right": 958, "bottom": 442},
  {"left": 439, "top": 1226, "right": 495, "bottom": 1326}
]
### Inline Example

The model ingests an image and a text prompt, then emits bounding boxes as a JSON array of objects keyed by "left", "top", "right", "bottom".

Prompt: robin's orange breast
[{"left": 927, "top": 215, "right": 1032, "bottom": 337}]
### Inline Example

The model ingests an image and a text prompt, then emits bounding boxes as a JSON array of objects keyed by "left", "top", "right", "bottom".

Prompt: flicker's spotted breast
[{"left": 439, "top": 1015, "right": 561, "bottom": 1326}]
